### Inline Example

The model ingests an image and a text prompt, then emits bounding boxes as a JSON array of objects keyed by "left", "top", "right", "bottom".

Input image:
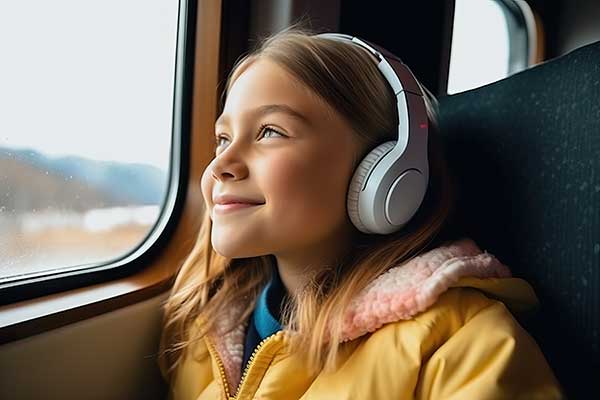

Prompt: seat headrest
[{"left": 438, "top": 40, "right": 600, "bottom": 399}]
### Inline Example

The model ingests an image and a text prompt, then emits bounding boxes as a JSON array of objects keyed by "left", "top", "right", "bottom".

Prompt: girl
[{"left": 158, "top": 25, "right": 564, "bottom": 399}]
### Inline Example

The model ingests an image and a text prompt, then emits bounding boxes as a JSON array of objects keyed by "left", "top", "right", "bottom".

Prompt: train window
[
  {"left": 0, "top": 0, "right": 179, "bottom": 283},
  {"left": 447, "top": 0, "right": 537, "bottom": 94}
]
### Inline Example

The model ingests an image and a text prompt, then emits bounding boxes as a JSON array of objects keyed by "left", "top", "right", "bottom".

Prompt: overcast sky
[{"left": 0, "top": 0, "right": 179, "bottom": 171}]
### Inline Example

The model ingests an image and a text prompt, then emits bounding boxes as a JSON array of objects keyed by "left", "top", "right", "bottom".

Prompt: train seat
[{"left": 437, "top": 39, "right": 600, "bottom": 399}]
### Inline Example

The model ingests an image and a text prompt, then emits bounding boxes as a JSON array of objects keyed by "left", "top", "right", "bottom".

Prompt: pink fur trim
[
  {"left": 207, "top": 302, "right": 248, "bottom": 395},
  {"left": 206, "top": 237, "right": 511, "bottom": 390},
  {"left": 338, "top": 237, "right": 511, "bottom": 342}
]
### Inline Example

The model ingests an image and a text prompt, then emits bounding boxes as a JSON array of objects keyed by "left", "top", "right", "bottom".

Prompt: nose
[{"left": 209, "top": 146, "right": 248, "bottom": 182}]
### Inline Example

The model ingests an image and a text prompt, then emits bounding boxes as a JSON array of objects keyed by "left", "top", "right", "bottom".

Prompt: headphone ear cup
[{"left": 347, "top": 141, "right": 397, "bottom": 233}]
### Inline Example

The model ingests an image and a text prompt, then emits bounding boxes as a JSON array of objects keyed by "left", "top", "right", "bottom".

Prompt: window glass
[
  {"left": 0, "top": 0, "right": 179, "bottom": 280},
  {"left": 447, "top": 0, "right": 511, "bottom": 94}
]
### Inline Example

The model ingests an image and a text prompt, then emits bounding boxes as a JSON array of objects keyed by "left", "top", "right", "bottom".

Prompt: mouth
[{"left": 213, "top": 202, "right": 264, "bottom": 214}]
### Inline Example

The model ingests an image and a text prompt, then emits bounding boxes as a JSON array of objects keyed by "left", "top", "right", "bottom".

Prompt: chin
[{"left": 211, "top": 238, "right": 263, "bottom": 259}]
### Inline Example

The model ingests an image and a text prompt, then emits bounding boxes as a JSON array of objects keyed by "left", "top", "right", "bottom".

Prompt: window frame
[
  {"left": 445, "top": 0, "right": 538, "bottom": 95},
  {"left": 0, "top": 0, "right": 223, "bottom": 344},
  {"left": 0, "top": 0, "right": 191, "bottom": 305},
  {"left": 501, "top": 0, "right": 538, "bottom": 73}
]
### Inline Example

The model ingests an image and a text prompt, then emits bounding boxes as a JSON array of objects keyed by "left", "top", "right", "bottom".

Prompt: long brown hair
[{"left": 158, "top": 22, "right": 457, "bottom": 380}]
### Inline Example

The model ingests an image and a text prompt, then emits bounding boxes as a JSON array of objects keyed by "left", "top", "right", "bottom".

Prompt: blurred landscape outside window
[{"left": 0, "top": 0, "right": 179, "bottom": 279}]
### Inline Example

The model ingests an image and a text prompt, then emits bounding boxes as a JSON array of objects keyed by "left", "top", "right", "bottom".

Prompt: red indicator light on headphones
[{"left": 419, "top": 123, "right": 427, "bottom": 129}]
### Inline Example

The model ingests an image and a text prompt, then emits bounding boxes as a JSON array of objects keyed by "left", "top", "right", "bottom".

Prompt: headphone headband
[{"left": 318, "top": 33, "right": 424, "bottom": 96}]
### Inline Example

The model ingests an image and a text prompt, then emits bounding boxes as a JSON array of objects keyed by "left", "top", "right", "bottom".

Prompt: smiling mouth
[{"left": 213, "top": 202, "right": 264, "bottom": 214}]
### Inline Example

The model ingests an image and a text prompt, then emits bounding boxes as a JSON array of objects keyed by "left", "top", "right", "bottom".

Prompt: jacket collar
[
  {"left": 205, "top": 237, "right": 533, "bottom": 393},
  {"left": 336, "top": 237, "right": 513, "bottom": 342}
]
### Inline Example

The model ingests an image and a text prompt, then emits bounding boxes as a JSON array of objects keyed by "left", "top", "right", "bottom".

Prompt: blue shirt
[{"left": 241, "top": 264, "right": 288, "bottom": 373}]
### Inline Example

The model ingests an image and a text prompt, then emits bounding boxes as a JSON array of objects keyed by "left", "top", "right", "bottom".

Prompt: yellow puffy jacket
[{"left": 166, "top": 239, "right": 565, "bottom": 400}]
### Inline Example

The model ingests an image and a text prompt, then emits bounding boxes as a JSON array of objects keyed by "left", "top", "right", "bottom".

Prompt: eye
[
  {"left": 214, "top": 124, "right": 285, "bottom": 150},
  {"left": 259, "top": 124, "right": 285, "bottom": 139},
  {"left": 215, "top": 135, "right": 227, "bottom": 148}
]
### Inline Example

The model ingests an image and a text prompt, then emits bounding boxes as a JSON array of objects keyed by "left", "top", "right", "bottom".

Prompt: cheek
[
  {"left": 264, "top": 151, "right": 351, "bottom": 224},
  {"left": 200, "top": 164, "right": 214, "bottom": 207}
]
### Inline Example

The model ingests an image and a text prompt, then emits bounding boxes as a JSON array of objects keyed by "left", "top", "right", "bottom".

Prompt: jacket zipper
[
  {"left": 232, "top": 330, "right": 284, "bottom": 398},
  {"left": 204, "top": 335, "right": 234, "bottom": 400},
  {"left": 204, "top": 331, "right": 285, "bottom": 399}
]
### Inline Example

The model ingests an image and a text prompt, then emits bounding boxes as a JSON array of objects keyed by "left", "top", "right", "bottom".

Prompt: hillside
[{"left": 0, "top": 147, "right": 168, "bottom": 212}]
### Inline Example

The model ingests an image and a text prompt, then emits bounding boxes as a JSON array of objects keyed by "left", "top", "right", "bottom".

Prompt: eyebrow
[{"left": 215, "top": 104, "right": 310, "bottom": 127}]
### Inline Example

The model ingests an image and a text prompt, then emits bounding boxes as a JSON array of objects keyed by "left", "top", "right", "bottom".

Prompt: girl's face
[{"left": 201, "top": 58, "right": 364, "bottom": 260}]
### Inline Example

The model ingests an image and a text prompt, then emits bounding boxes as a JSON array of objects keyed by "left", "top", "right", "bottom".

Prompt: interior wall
[
  {"left": 555, "top": 0, "right": 600, "bottom": 55},
  {"left": 339, "top": 1, "right": 453, "bottom": 96},
  {"left": 528, "top": 0, "right": 600, "bottom": 59},
  {"left": 248, "top": 0, "right": 340, "bottom": 41},
  {"left": 0, "top": 292, "right": 169, "bottom": 400}
]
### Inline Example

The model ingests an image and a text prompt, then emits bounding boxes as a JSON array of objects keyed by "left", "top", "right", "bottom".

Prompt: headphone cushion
[{"left": 347, "top": 141, "right": 397, "bottom": 233}]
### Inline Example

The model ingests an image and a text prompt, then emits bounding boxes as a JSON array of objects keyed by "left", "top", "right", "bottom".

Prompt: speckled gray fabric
[{"left": 438, "top": 40, "right": 599, "bottom": 399}]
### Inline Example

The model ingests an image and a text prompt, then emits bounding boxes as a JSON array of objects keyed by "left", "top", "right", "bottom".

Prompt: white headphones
[{"left": 317, "top": 33, "right": 430, "bottom": 235}]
